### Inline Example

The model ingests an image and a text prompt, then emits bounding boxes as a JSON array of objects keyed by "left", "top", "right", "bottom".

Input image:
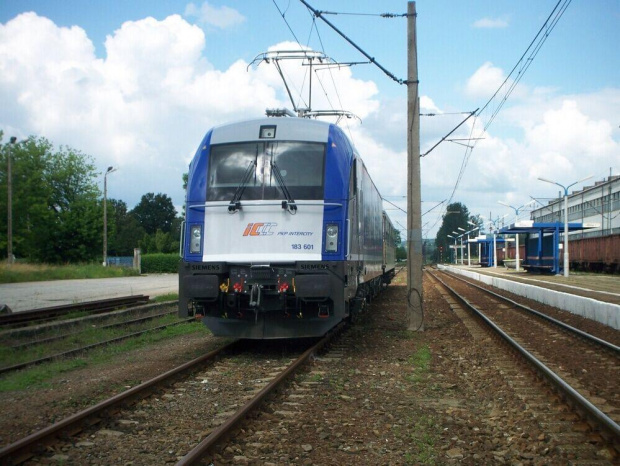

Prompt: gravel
[{"left": 1, "top": 271, "right": 616, "bottom": 464}]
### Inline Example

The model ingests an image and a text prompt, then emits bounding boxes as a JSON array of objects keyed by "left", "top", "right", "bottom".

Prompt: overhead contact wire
[{"left": 299, "top": 0, "right": 408, "bottom": 85}]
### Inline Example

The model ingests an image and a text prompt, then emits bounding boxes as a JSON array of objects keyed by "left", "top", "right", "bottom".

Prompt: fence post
[{"left": 133, "top": 248, "right": 141, "bottom": 274}]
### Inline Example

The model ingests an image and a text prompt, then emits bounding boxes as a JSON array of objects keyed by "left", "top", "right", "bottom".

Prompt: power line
[
  {"left": 299, "top": 0, "right": 408, "bottom": 85},
  {"left": 313, "top": 10, "right": 407, "bottom": 18},
  {"left": 423, "top": 199, "right": 447, "bottom": 217},
  {"left": 307, "top": 15, "right": 360, "bottom": 143},
  {"left": 420, "top": 112, "right": 473, "bottom": 116},
  {"left": 477, "top": 0, "right": 572, "bottom": 130},
  {"left": 431, "top": 0, "right": 572, "bottom": 235},
  {"left": 382, "top": 197, "right": 407, "bottom": 214},
  {"left": 272, "top": 0, "right": 302, "bottom": 46},
  {"left": 421, "top": 109, "right": 478, "bottom": 157}
]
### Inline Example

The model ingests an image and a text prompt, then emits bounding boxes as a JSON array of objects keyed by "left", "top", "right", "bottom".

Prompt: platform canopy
[
  {"left": 499, "top": 220, "right": 598, "bottom": 235},
  {"left": 467, "top": 234, "right": 511, "bottom": 244},
  {"left": 497, "top": 220, "right": 598, "bottom": 274}
]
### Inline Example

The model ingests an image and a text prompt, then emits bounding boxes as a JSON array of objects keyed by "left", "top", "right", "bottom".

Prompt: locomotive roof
[{"left": 210, "top": 117, "right": 339, "bottom": 145}]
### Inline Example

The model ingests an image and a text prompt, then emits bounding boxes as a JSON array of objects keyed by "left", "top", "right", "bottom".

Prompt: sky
[{"left": 0, "top": 0, "right": 618, "bottom": 240}]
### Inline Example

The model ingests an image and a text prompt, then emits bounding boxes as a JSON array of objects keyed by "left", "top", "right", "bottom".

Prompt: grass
[
  {"left": 152, "top": 292, "right": 179, "bottom": 303},
  {"left": 407, "top": 345, "right": 431, "bottom": 384},
  {"left": 0, "top": 312, "right": 182, "bottom": 367},
  {"left": 0, "top": 317, "right": 205, "bottom": 392},
  {"left": 403, "top": 415, "right": 439, "bottom": 464},
  {"left": 0, "top": 262, "right": 140, "bottom": 284}
]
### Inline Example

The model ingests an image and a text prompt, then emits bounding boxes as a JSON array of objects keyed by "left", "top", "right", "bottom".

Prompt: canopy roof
[{"left": 498, "top": 220, "right": 598, "bottom": 235}]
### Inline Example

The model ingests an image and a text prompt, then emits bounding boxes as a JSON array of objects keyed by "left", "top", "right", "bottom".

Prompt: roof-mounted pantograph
[{"left": 248, "top": 49, "right": 360, "bottom": 123}]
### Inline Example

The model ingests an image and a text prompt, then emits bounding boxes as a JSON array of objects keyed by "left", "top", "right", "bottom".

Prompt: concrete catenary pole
[
  {"left": 7, "top": 137, "right": 16, "bottom": 265},
  {"left": 407, "top": 1, "right": 424, "bottom": 331},
  {"left": 103, "top": 166, "right": 115, "bottom": 267}
]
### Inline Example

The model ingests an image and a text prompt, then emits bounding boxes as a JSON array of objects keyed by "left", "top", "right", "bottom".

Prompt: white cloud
[
  {"left": 420, "top": 96, "right": 440, "bottom": 114},
  {"left": 1, "top": 12, "right": 617, "bottom": 240},
  {"left": 0, "top": 13, "right": 380, "bottom": 210},
  {"left": 527, "top": 100, "right": 614, "bottom": 155},
  {"left": 523, "top": 99, "right": 617, "bottom": 180},
  {"left": 184, "top": 1, "right": 245, "bottom": 29},
  {"left": 472, "top": 17, "right": 509, "bottom": 29},
  {"left": 417, "top": 87, "right": 619, "bottom": 236},
  {"left": 465, "top": 62, "right": 506, "bottom": 99}
]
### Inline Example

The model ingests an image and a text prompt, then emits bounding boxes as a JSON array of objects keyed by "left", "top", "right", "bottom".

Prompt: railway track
[
  {"left": 0, "top": 295, "right": 150, "bottom": 328},
  {"left": 0, "top": 299, "right": 190, "bottom": 375},
  {"left": 0, "top": 324, "right": 343, "bottom": 464},
  {"left": 7, "top": 309, "right": 179, "bottom": 350},
  {"left": 439, "top": 268, "right": 619, "bottom": 351},
  {"left": 0, "top": 315, "right": 193, "bottom": 375},
  {"left": 427, "top": 269, "right": 620, "bottom": 454}
]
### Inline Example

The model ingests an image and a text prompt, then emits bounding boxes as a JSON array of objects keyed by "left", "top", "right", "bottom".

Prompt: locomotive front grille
[{"left": 250, "top": 269, "right": 274, "bottom": 280}]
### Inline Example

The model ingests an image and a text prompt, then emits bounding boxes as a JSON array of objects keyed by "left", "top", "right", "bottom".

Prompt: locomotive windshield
[{"left": 207, "top": 141, "right": 325, "bottom": 201}]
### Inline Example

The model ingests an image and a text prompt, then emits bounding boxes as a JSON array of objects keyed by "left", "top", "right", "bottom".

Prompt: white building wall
[{"left": 531, "top": 176, "right": 620, "bottom": 238}]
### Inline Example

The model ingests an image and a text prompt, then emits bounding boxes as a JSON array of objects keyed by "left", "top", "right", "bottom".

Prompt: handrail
[{"left": 188, "top": 201, "right": 343, "bottom": 210}]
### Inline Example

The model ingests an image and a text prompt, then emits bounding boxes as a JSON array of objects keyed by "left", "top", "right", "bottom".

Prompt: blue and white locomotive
[{"left": 179, "top": 116, "right": 396, "bottom": 339}]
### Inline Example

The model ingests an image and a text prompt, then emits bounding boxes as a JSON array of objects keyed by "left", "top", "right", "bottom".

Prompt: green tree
[
  {"left": 0, "top": 134, "right": 102, "bottom": 263},
  {"left": 154, "top": 229, "right": 174, "bottom": 253},
  {"left": 131, "top": 192, "right": 176, "bottom": 234},
  {"left": 181, "top": 172, "right": 189, "bottom": 217},
  {"left": 434, "top": 202, "right": 471, "bottom": 263},
  {"left": 393, "top": 229, "right": 407, "bottom": 261},
  {"left": 138, "top": 232, "right": 154, "bottom": 254},
  {"left": 108, "top": 199, "right": 145, "bottom": 256}
]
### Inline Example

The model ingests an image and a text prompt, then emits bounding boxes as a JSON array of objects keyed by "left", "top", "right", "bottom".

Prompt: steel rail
[
  {"left": 0, "top": 340, "right": 238, "bottom": 464},
  {"left": 427, "top": 270, "right": 620, "bottom": 441},
  {"left": 0, "top": 301, "right": 175, "bottom": 341},
  {"left": 439, "top": 270, "right": 619, "bottom": 353},
  {"left": 0, "top": 318, "right": 194, "bottom": 375},
  {"left": 8, "top": 309, "right": 178, "bottom": 350},
  {"left": 0, "top": 295, "right": 150, "bottom": 326},
  {"left": 176, "top": 322, "right": 346, "bottom": 465}
]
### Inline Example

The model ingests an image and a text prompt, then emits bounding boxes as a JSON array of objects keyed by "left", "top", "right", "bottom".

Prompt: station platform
[
  {"left": 452, "top": 265, "right": 620, "bottom": 305},
  {"left": 0, "top": 274, "right": 178, "bottom": 313},
  {"left": 438, "top": 264, "right": 619, "bottom": 329}
]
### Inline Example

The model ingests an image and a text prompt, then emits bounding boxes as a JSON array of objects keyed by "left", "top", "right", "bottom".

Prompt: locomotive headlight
[
  {"left": 190, "top": 225, "right": 202, "bottom": 254},
  {"left": 325, "top": 224, "right": 339, "bottom": 253}
]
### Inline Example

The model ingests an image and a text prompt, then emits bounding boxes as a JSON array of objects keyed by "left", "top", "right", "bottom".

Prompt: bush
[
  {"left": 0, "top": 262, "right": 139, "bottom": 283},
  {"left": 141, "top": 253, "right": 179, "bottom": 273}
]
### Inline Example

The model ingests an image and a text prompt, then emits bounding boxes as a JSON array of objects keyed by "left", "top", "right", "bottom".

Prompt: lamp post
[
  {"left": 497, "top": 201, "right": 533, "bottom": 272},
  {"left": 484, "top": 214, "right": 507, "bottom": 269},
  {"left": 449, "top": 232, "right": 459, "bottom": 264},
  {"left": 465, "top": 221, "right": 480, "bottom": 267},
  {"left": 537, "top": 175, "right": 592, "bottom": 277},
  {"left": 483, "top": 220, "right": 498, "bottom": 268},
  {"left": 6, "top": 137, "right": 17, "bottom": 265},
  {"left": 446, "top": 234, "right": 454, "bottom": 264},
  {"left": 103, "top": 166, "right": 117, "bottom": 266},
  {"left": 457, "top": 227, "right": 466, "bottom": 264},
  {"left": 491, "top": 224, "right": 497, "bottom": 268},
  {"left": 451, "top": 231, "right": 461, "bottom": 264}
]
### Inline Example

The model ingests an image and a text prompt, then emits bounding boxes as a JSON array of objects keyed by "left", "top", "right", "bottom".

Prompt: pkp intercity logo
[{"left": 243, "top": 222, "right": 277, "bottom": 237}]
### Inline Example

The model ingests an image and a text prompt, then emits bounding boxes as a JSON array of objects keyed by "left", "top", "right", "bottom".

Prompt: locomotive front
[{"left": 179, "top": 118, "right": 354, "bottom": 339}]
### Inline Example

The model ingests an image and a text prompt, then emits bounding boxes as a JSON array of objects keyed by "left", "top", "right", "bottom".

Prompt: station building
[{"left": 531, "top": 175, "right": 620, "bottom": 239}]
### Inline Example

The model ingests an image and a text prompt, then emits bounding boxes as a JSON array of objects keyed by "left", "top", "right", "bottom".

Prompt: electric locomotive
[{"left": 179, "top": 116, "right": 396, "bottom": 338}]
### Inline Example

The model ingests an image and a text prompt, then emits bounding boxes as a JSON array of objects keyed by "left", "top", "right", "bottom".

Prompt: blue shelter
[
  {"left": 469, "top": 235, "right": 509, "bottom": 267},
  {"left": 498, "top": 221, "right": 595, "bottom": 274}
]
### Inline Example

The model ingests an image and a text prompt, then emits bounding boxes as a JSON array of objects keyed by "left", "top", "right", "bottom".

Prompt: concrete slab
[
  {"left": 439, "top": 265, "right": 619, "bottom": 329},
  {"left": 0, "top": 274, "right": 178, "bottom": 312}
]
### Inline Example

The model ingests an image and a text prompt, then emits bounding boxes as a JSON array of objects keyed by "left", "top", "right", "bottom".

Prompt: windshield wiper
[
  {"left": 228, "top": 160, "right": 257, "bottom": 213},
  {"left": 271, "top": 161, "right": 297, "bottom": 212}
]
